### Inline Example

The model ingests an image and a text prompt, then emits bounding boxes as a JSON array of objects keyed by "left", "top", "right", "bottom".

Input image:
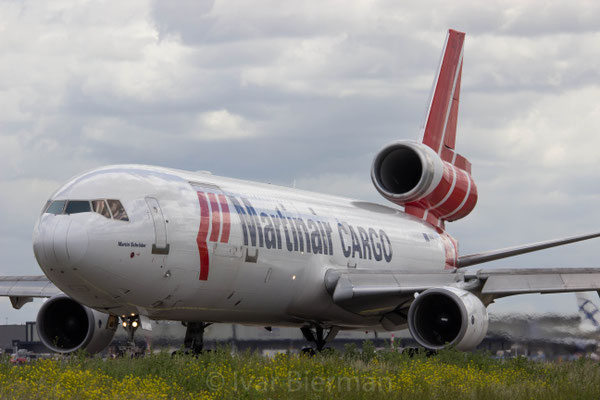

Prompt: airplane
[
  {"left": 2, "top": 28, "right": 600, "bottom": 355},
  {"left": 576, "top": 292, "right": 600, "bottom": 333}
]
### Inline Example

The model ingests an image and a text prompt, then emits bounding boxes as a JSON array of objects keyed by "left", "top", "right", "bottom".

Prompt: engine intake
[
  {"left": 407, "top": 287, "right": 488, "bottom": 351},
  {"left": 371, "top": 141, "right": 444, "bottom": 203},
  {"left": 36, "top": 295, "right": 117, "bottom": 354},
  {"left": 371, "top": 141, "right": 477, "bottom": 225}
]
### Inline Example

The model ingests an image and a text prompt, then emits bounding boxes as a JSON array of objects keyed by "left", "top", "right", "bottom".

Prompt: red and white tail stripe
[
  {"left": 405, "top": 29, "right": 478, "bottom": 233},
  {"left": 421, "top": 29, "right": 464, "bottom": 157},
  {"left": 195, "top": 191, "right": 231, "bottom": 280}
]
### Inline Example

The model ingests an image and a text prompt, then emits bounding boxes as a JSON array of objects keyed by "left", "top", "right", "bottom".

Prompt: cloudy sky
[{"left": 1, "top": 0, "right": 600, "bottom": 324}]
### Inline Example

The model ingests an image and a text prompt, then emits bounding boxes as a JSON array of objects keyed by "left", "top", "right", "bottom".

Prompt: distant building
[{"left": 0, "top": 322, "right": 39, "bottom": 354}]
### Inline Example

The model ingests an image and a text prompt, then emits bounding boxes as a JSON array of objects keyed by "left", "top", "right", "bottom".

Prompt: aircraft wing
[
  {"left": 0, "top": 276, "right": 61, "bottom": 309},
  {"left": 325, "top": 269, "right": 460, "bottom": 315},
  {"left": 464, "top": 267, "right": 600, "bottom": 296},
  {"left": 325, "top": 232, "right": 600, "bottom": 316},
  {"left": 325, "top": 267, "right": 600, "bottom": 315}
]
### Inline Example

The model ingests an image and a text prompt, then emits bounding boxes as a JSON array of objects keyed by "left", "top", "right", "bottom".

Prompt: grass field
[{"left": 1, "top": 342, "right": 599, "bottom": 399}]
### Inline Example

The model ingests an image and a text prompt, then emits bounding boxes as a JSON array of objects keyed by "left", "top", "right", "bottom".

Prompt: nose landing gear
[
  {"left": 119, "top": 314, "right": 143, "bottom": 357},
  {"left": 121, "top": 314, "right": 140, "bottom": 346}
]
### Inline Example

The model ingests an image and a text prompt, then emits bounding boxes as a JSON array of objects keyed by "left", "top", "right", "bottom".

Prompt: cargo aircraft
[{"left": 3, "top": 29, "right": 600, "bottom": 355}]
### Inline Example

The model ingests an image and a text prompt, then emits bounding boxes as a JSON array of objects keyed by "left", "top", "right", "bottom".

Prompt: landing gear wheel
[
  {"left": 301, "top": 347, "right": 316, "bottom": 356},
  {"left": 402, "top": 347, "right": 437, "bottom": 358}
]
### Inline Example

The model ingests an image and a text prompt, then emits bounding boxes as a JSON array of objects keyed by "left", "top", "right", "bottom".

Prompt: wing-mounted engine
[
  {"left": 371, "top": 140, "right": 477, "bottom": 229},
  {"left": 407, "top": 286, "right": 488, "bottom": 351},
  {"left": 36, "top": 294, "right": 118, "bottom": 354}
]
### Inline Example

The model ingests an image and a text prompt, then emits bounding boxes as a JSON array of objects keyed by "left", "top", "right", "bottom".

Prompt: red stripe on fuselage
[
  {"left": 440, "top": 233, "right": 458, "bottom": 270},
  {"left": 207, "top": 193, "right": 221, "bottom": 243},
  {"left": 218, "top": 194, "right": 231, "bottom": 243},
  {"left": 196, "top": 191, "right": 210, "bottom": 280}
]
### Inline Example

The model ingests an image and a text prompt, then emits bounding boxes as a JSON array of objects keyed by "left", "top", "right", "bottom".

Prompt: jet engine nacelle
[
  {"left": 371, "top": 141, "right": 477, "bottom": 223},
  {"left": 36, "top": 294, "right": 117, "bottom": 354},
  {"left": 407, "top": 287, "right": 488, "bottom": 351}
]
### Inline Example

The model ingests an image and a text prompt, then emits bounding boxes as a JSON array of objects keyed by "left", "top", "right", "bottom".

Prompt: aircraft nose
[
  {"left": 33, "top": 215, "right": 55, "bottom": 269},
  {"left": 33, "top": 216, "right": 89, "bottom": 270}
]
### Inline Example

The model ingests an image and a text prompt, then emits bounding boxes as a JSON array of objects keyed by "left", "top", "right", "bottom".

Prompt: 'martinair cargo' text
[{"left": 228, "top": 195, "right": 393, "bottom": 262}]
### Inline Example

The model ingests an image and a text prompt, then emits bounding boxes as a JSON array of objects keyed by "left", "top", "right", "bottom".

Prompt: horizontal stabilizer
[{"left": 458, "top": 231, "right": 600, "bottom": 268}]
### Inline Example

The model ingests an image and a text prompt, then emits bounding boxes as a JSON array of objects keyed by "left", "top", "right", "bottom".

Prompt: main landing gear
[
  {"left": 182, "top": 321, "right": 212, "bottom": 355},
  {"left": 301, "top": 325, "right": 339, "bottom": 355},
  {"left": 401, "top": 347, "right": 438, "bottom": 358}
]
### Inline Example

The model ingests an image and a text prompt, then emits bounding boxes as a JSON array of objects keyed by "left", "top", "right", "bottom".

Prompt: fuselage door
[{"left": 146, "top": 197, "right": 170, "bottom": 255}]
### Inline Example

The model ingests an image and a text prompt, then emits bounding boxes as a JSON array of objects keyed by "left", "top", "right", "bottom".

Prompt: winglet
[{"left": 421, "top": 29, "right": 468, "bottom": 172}]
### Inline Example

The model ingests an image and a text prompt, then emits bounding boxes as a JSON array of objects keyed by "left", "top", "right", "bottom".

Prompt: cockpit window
[
  {"left": 92, "top": 200, "right": 112, "bottom": 219},
  {"left": 107, "top": 200, "right": 129, "bottom": 221},
  {"left": 46, "top": 200, "right": 66, "bottom": 215},
  {"left": 65, "top": 200, "right": 92, "bottom": 214},
  {"left": 41, "top": 200, "right": 51, "bottom": 215},
  {"left": 44, "top": 198, "right": 129, "bottom": 221}
]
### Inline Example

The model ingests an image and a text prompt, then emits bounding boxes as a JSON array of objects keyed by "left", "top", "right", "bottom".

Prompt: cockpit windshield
[
  {"left": 92, "top": 200, "right": 111, "bottom": 218},
  {"left": 65, "top": 201, "right": 91, "bottom": 214},
  {"left": 107, "top": 200, "right": 129, "bottom": 221},
  {"left": 44, "top": 199, "right": 129, "bottom": 221},
  {"left": 46, "top": 200, "right": 66, "bottom": 215}
]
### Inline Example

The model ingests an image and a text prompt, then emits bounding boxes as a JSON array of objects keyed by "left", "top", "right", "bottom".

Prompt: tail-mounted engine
[
  {"left": 407, "top": 286, "right": 489, "bottom": 351},
  {"left": 371, "top": 30, "right": 477, "bottom": 229},
  {"left": 371, "top": 140, "right": 477, "bottom": 228},
  {"left": 36, "top": 294, "right": 118, "bottom": 354}
]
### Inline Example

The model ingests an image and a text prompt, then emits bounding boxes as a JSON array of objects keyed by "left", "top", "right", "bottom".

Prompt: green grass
[{"left": 1, "top": 343, "right": 599, "bottom": 399}]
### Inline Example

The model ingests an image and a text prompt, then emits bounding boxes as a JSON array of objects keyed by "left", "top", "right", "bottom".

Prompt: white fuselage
[{"left": 32, "top": 165, "right": 450, "bottom": 330}]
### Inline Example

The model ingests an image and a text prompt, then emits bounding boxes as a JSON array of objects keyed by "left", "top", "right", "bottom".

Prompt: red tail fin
[
  {"left": 371, "top": 29, "right": 477, "bottom": 237},
  {"left": 402, "top": 29, "right": 477, "bottom": 234},
  {"left": 421, "top": 29, "right": 470, "bottom": 173}
]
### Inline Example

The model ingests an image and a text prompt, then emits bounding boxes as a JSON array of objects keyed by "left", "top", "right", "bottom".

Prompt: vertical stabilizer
[
  {"left": 421, "top": 29, "right": 470, "bottom": 172},
  {"left": 371, "top": 29, "right": 477, "bottom": 239}
]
